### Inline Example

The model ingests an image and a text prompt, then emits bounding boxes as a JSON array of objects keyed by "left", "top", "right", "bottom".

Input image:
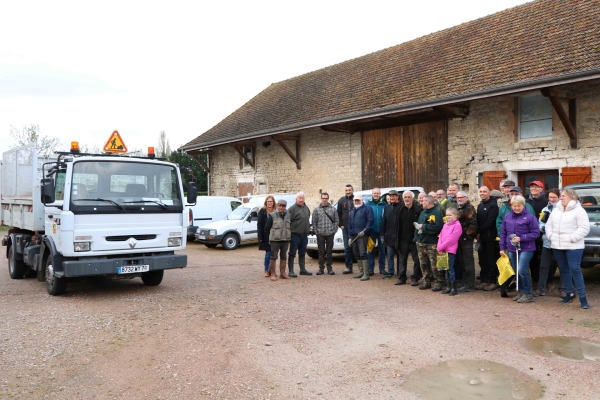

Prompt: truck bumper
[{"left": 60, "top": 254, "right": 187, "bottom": 277}]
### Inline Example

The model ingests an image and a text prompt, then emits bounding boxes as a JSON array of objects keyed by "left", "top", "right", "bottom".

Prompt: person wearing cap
[
  {"left": 526, "top": 180, "right": 547, "bottom": 286},
  {"left": 396, "top": 190, "right": 423, "bottom": 286},
  {"left": 348, "top": 196, "right": 374, "bottom": 281},
  {"left": 414, "top": 195, "right": 443, "bottom": 290},
  {"left": 366, "top": 188, "right": 387, "bottom": 276},
  {"left": 496, "top": 179, "right": 516, "bottom": 211},
  {"left": 287, "top": 192, "right": 312, "bottom": 277},
  {"left": 490, "top": 189, "right": 503, "bottom": 200},
  {"left": 312, "top": 192, "right": 339, "bottom": 275},
  {"left": 380, "top": 190, "right": 402, "bottom": 280},
  {"left": 476, "top": 186, "right": 500, "bottom": 291},
  {"left": 496, "top": 186, "right": 535, "bottom": 236},
  {"left": 265, "top": 199, "right": 292, "bottom": 280}
]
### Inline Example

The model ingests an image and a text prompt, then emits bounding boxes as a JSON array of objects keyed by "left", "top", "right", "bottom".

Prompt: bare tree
[
  {"left": 157, "top": 131, "right": 171, "bottom": 159},
  {"left": 9, "top": 124, "right": 62, "bottom": 155}
]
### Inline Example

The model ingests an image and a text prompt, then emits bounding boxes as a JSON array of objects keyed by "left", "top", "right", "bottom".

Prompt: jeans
[
  {"left": 367, "top": 232, "right": 386, "bottom": 272},
  {"left": 342, "top": 227, "right": 353, "bottom": 269},
  {"left": 316, "top": 234, "right": 334, "bottom": 269},
  {"left": 263, "top": 249, "right": 271, "bottom": 271},
  {"left": 447, "top": 253, "right": 457, "bottom": 282},
  {"left": 288, "top": 234, "right": 308, "bottom": 257},
  {"left": 508, "top": 250, "right": 534, "bottom": 295},
  {"left": 386, "top": 245, "right": 399, "bottom": 276},
  {"left": 552, "top": 248, "right": 587, "bottom": 299}
]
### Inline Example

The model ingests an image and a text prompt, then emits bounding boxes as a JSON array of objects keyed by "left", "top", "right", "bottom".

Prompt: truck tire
[
  {"left": 306, "top": 249, "right": 319, "bottom": 259},
  {"left": 8, "top": 246, "right": 27, "bottom": 279},
  {"left": 141, "top": 270, "right": 164, "bottom": 286},
  {"left": 204, "top": 243, "right": 218, "bottom": 248},
  {"left": 221, "top": 234, "right": 239, "bottom": 250},
  {"left": 45, "top": 255, "right": 67, "bottom": 296}
]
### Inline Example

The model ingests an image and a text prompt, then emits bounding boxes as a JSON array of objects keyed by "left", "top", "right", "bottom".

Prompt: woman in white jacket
[{"left": 545, "top": 188, "right": 591, "bottom": 309}]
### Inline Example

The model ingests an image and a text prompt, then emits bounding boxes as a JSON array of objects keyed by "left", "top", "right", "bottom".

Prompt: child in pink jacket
[{"left": 437, "top": 208, "right": 463, "bottom": 296}]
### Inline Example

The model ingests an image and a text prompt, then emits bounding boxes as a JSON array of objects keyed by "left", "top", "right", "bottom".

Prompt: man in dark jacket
[
  {"left": 367, "top": 188, "right": 387, "bottom": 276},
  {"left": 337, "top": 184, "right": 355, "bottom": 274},
  {"left": 456, "top": 191, "right": 478, "bottom": 292},
  {"left": 380, "top": 190, "right": 401, "bottom": 279},
  {"left": 396, "top": 190, "right": 423, "bottom": 286},
  {"left": 348, "top": 196, "right": 373, "bottom": 281},
  {"left": 287, "top": 192, "right": 311, "bottom": 277},
  {"left": 476, "top": 186, "right": 500, "bottom": 290},
  {"left": 526, "top": 180, "right": 546, "bottom": 286},
  {"left": 414, "top": 195, "right": 442, "bottom": 290}
]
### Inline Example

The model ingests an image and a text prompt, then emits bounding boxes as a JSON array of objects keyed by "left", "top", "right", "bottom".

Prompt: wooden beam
[
  {"left": 541, "top": 87, "right": 577, "bottom": 149},
  {"left": 272, "top": 136, "right": 301, "bottom": 169},
  {"left": 188, "top": 151, "right": 211, "bottom": 173},
  {"left": 432, "top": 104, "right": 469, "bottom": 117},
  {"left": 231, "top": 145, "right": 255, "bottom": 168}
]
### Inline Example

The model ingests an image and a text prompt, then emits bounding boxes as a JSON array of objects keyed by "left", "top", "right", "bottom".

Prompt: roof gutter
[{"left": 180, "top": 68, "right": 600, "bottom": 151}]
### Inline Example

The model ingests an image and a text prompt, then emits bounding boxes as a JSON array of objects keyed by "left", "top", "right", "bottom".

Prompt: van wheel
[
  {"left": 222, "top": 234, "right": 239, "bottom": 250},
  {"left": 204, "top": 243, "right": 218, "bottom": 248},
  {"left": 306, "top": 250, "right": 319, "bottom": 259},
  {"left": 8, "top": 246, "right": 27, "bottom": 279},
  {"left": 141, "top": 270, "right": 164, "bottom": 286},
  {"left": 46, "top": 255, "right": 67, "bottom": 296}
]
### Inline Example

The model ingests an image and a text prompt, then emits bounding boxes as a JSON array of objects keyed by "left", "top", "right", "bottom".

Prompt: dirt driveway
[{"left": 1, "top": 242, "right": 599, "bottom": 399}]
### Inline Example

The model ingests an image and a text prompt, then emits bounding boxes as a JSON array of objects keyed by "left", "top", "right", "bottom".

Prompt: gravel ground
[{"left": 1, "top": 242, "right": 599, "bottom": 399}]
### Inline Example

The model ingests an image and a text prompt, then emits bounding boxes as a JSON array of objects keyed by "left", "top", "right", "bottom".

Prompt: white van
[
  {"left": 186, "top": 196, "right": 242, "bottom": 241},
  {"left": 196, "top": 193, "right": 296, "bottom": 250}
]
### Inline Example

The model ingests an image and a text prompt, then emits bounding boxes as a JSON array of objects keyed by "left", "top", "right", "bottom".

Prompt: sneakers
[
  {"left": 513, "top": 292, "right": 524, "bottom": 301},
  {"left": 517, "top": 293, "right": 534, "bottom": 303},
  {"left": 475, "top": 282, "right": 487, "bottom": 290},
  {"left": 484, "top": 283, "right": 499, "bottom": 291},
  {"left": 382, "top": 273, "right": 393, "bottom": 279},
  {"left": 533, "top": 288, "right": 546, "bottom": 297},
  {"left": 559, "top": 288, "right": 567, "bottom": 298}
]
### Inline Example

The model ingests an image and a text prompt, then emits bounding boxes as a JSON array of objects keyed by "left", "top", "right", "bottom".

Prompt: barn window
[
  {"left": 519, "top": 95, "right": 553, "bottom": 139},
  {"left": 239, "top": 146, "right": 254, "bottom": 169}
]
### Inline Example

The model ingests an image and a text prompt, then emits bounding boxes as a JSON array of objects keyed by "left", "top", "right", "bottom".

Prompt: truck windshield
[{"left": 69, "top": 160, "right": 182, "bottom": 214}]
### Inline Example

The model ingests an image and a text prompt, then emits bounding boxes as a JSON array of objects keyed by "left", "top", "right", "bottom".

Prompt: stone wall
[
  {"left": 448, "top": 80, "right": 600, "bottom": 202},
  {"left": 209, "top": 127, "right": 363, "bottom": 207}
]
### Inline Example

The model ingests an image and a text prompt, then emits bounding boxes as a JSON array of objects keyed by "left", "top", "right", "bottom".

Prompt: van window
[{"left": 231, "top": 201, "right": 241, "bottom": 211}]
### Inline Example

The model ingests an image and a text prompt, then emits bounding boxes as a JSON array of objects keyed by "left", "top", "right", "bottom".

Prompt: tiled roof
[{"left": 182, "top": 0, "right": 600, "bottom": 149}]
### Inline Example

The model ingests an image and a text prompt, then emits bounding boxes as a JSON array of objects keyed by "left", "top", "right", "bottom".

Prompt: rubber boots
[
  {"left": 353, "top": 260, "right": 364, "bottom": 278},
  {"left": 279, "top": 263, "right": 289, "bottom": 279},
  {"left": 442, "top": 276, "right": 452, "bottom": 294},
  {"left": 299, "top": 255, "right": 312, "bottom": 275},
  {"left": 288, "top": 256, "right": 297, "bottom": 278},
  {"left": 269, "top": 259, "right": 278, "bottom": 281},
  {"left": 449, "top": 281, "right": 458, "bottom": 296},
  {"left": 360, "top": 260, "right": 370, "bottom": 281}
]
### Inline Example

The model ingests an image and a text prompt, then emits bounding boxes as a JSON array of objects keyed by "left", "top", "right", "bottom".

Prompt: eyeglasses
[{"left": 456, "top": 196, "right": 467, "bottom": 199}]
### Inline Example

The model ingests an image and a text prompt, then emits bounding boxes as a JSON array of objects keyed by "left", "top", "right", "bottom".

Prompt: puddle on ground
[
  {"left": 402, "top": 359, "right": 543, "bottom": 400},
  {"left": 522, "top": 336, "right": 600, "bottom": 362}
]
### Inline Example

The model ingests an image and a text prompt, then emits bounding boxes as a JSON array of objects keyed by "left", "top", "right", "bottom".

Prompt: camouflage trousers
[{"left": 417, "top": 242, "right": 442, "bottom": 288}]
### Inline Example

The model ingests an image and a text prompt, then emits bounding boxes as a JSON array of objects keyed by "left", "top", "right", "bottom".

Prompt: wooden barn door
[
  {"left": 362, "top": 126, "right": 403, "bottom": 189},
  {"left": 402, "top": 120, "right": 448, "bottom": 193}
]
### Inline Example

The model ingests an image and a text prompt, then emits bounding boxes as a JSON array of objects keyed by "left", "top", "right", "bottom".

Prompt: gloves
[{"left": 358, "top": 231, "right": 364, "bottom": 237}]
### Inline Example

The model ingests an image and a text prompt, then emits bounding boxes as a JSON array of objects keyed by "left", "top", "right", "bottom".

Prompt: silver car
[{"left": 565, "top": 183, "right": 600, "bottom": 268}]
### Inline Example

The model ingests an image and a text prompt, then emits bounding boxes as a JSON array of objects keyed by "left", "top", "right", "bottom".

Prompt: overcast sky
[{"left": 0, "top": 0, "right": 531, "bottom": 157}]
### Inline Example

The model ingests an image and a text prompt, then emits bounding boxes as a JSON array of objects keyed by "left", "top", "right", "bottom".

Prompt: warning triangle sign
[{"left": 103, "top": 130, "right": 128, "bottom": 153}]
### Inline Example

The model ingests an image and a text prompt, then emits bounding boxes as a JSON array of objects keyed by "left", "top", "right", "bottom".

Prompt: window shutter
[
  {"left": 482, "top": 170, "right": 506, "bottom": 190},
  {"left": 562, "top": 167, "right": 591, "bottom": 186}
]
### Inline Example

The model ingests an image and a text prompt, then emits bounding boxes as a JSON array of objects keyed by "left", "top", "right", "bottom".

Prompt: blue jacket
[
  {"left": 348, "top": 205, "right": 374, "bottom": 236},
  {"left": 367, "top": 197, "right": 386, "bottom": 233},
  {"left": 500, "top": 207, "right": 540, "bottom": 252}
]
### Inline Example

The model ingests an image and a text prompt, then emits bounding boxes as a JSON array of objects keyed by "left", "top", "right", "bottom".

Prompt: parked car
[
  {"left": 564, "top": 182, "right": 600, "bottom": 268},
  {"left": 186, "top": 196, "right": 242, "bottom": 241},
  {"left": 306, "top": 187, "right": 424, "bottom": 259},
  {"left": 196, "top": 193, "right": 296, "bottom": 250}
]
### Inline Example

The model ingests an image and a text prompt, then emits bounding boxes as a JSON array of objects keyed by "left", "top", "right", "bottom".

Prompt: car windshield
[
  {"left": 575, "top": 188, "right": 600, "bottom": 207},
  {"left": 228, "top": 207, "right": 250, "bottom": 220}
]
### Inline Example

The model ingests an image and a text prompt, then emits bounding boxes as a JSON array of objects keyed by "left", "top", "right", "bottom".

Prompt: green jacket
[
  {"left": 440, "top": 198, "right": 458, "bottom": 215},
  {"left": 288, "top": 203, "right": 311, "bottom": 235},
  {"left": 268, "top": 211, "right": 291, "bottom": 242},
  {"left": 414, "top": 206, "right": 443, "bottom": 244},
  {"left": 496, "top": 200, "right": 535, "bottom": 235}
]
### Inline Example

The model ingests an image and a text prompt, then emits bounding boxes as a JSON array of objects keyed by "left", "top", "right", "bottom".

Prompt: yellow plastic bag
[
  {"left": 497, "top": 254, "right": 515, "bottom": 285},
  {"left": 436, "top": 252, "right": 449, "bottom": 270},
  {"left": 367, "top": 236, "right": 376, "bottom": 253}
]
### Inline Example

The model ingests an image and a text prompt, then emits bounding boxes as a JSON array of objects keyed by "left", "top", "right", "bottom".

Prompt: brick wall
[
  {"left": 209, "top": 127, "right": 363, "bottom": 208},
  {"left": 448, "top": 80, "right": 600, "bottom": 201}
]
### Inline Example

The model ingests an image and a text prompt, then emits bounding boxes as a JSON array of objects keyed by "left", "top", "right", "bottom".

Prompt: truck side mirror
[
  {"left": 41, "top": 178, "right": 56, "bottom": 204},
  {"left": 187, "top": 182, "right": 198, "bottom": 205}
]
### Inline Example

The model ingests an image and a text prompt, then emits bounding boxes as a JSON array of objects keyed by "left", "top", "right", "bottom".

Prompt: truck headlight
[
  {"left": 74, "top": 242, "right": 91, "bottom": 252},
  {"left": 168, "top": 237, "right": 182, "bottom": 247},
  {"left": 209, "top": 229, "right": 217, "bottom": 236}
]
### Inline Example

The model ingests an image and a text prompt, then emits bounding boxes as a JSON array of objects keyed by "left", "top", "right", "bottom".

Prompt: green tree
[
  {"left": 9, "top": 124, "right": 62, "bottom": 155},
  {"left": 169, "top": 151, "right": 208, "bottom": 194}
]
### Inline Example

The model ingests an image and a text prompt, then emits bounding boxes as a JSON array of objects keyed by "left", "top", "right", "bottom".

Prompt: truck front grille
[{"left": 105, "top": 235, "right": 157, "bottom": 242}]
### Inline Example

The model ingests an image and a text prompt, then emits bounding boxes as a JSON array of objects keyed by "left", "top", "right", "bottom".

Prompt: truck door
[{"left": 242, "top": 207, "right": 259, "bottom": 241}]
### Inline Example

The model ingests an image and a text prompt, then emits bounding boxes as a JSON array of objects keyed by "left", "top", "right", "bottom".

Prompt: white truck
[{"left": 1, "top": 144, "right": 197, "bottom": 295}]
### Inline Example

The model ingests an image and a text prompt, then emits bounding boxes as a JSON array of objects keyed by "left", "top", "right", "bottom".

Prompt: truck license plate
[
  {"left": 198, "top": 235, "right": 206, "bottom": 240},
  {"left": 118, "top": 265, "right": 150, "bottom": 274}
]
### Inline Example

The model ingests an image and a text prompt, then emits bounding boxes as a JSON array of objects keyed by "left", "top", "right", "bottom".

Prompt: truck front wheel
[
  {"left": 46, "top": 255, "right": 67, "bottom": 296},
  {"left": 8, "top": 246, "right": 27, "bottom": 279},
  {"left": 141, "top": 270, "right": 164, "bottom": 286}
]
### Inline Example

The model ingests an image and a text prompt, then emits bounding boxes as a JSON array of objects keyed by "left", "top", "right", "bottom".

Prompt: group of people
[{"left": 256, "top": 181, "right": 591, "bottom": 309}]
